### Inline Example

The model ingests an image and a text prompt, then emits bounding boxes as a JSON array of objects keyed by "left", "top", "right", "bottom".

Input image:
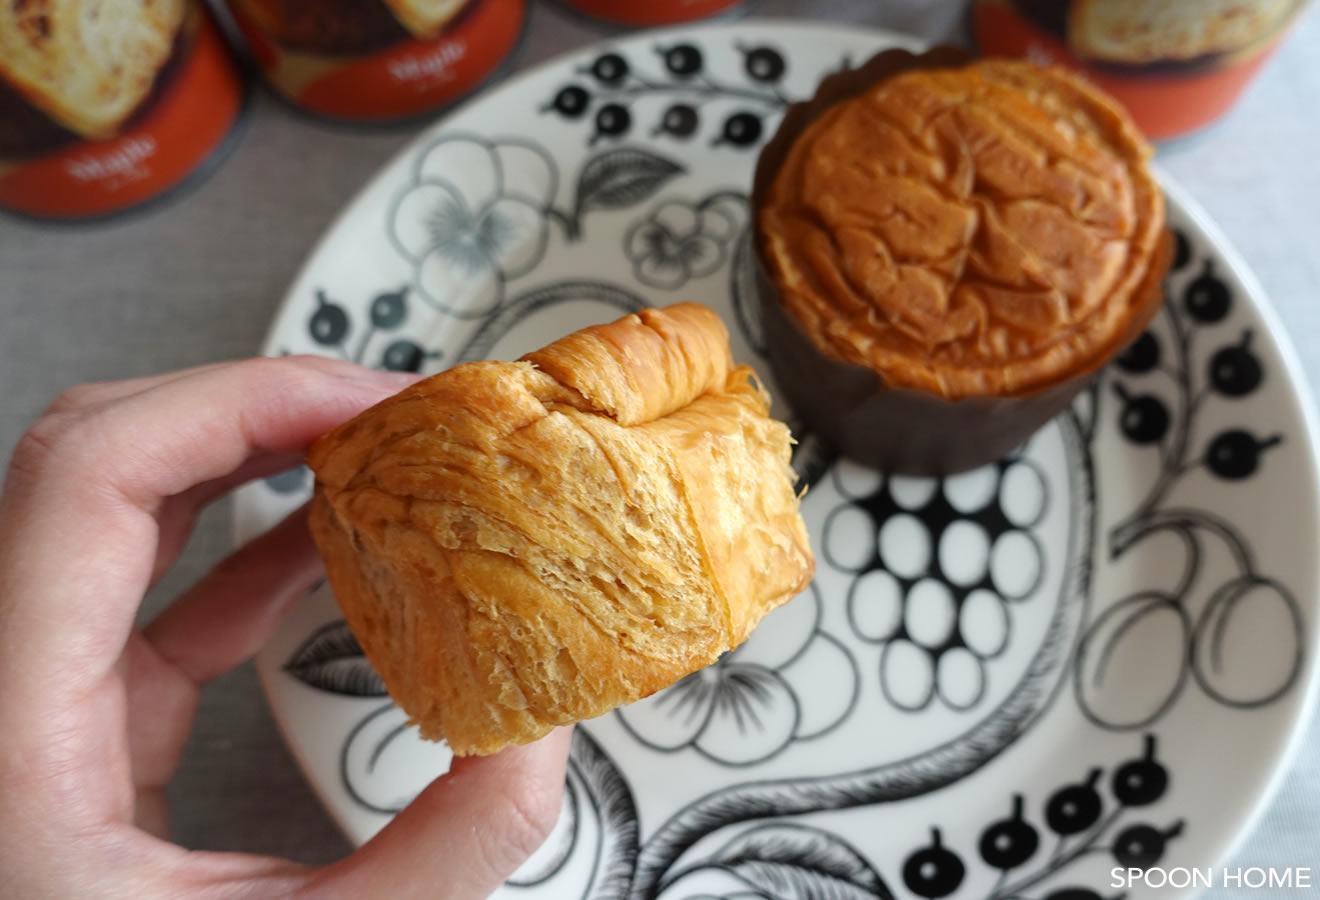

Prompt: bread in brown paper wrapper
[{"left": 752, "top": 46, "right": 1172, "bottom": 475}]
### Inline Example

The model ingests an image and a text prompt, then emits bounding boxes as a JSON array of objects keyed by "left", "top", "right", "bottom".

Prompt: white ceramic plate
[{"left": 236, "top": 21, "right": 1320, "bottom": 900}]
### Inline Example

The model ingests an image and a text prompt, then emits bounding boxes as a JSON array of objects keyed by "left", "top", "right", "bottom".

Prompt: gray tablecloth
[{"left": 2, "top": 1, "right": 1318, "bottom": 894}]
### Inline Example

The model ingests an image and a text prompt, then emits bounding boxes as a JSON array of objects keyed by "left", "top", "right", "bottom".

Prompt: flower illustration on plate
[
  {"left": 616, "top": 584, "right": 859, "bottom": 766},
  {"left": 624, "top": 196, "right": 741, "bottom": 290},
  {"left": 389, "top": 135, "right": 558, "bottom": 318}
]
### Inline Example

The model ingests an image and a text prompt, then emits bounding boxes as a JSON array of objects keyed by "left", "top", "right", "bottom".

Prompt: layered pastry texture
[
  {"left": 307, "top": 304, "right": 815, "bottom": 756},
  {"left": 1068, "top": 0, "right": 1297, "bottom": 64},
  {"left": 0, "top": 0, "right": 187, "bottom": 139},
  {"left": 758, "top": 58, "right": 1169, "bottom": 402}
]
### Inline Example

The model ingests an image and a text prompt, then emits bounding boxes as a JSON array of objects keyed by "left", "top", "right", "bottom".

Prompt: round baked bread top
[{"left": 757, "top": 59, "right": 1168, "bottom": 399}]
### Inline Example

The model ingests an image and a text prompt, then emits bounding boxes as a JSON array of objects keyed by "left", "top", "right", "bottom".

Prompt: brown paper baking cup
[{"left": 751, "top": 45, "right": 1170, "bottom": 476}]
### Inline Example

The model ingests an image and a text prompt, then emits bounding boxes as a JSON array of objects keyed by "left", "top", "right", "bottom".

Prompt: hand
[{"left": 0, "top": 356, "right": 571, "bottom": 899}]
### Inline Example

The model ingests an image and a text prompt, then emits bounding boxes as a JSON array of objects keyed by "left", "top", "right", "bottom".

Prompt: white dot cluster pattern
[{"left": 827, "top": 456, "right": 1050, "bottom": 712}]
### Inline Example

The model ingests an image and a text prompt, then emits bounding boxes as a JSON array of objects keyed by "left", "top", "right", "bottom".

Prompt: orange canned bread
[
  {"left": 224, "top": 0, "right": 525, "bottom": 124},
  {"left": 753, "top": 49, "right": 1173, "bottom": 475},
  {"left": 0, "top": 0, "right": 245, "bottom": 221},
  {"left": 973, "top": 0, "right": 1308, "bottom": 140}
]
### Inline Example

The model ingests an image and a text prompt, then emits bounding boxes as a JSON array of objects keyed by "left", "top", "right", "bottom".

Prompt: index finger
[{"left": 0, "top": 356, "right": 415, "bottom": 703}]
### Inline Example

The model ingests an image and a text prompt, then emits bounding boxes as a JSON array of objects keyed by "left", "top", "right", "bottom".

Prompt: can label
[
  {"left": 228, "top": 0, "right": 526, "bottom": 122},
  {"left": 559, "top": 0, "right": 745, "bottom": 27},
  {"left": 972, "top": 0, "right": 1306, "bottom": 140},
  {"left": 0, "top": 3, "right": 244, "bottom": 220}
]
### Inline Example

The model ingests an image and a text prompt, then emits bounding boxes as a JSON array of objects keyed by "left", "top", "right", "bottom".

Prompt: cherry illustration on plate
[
  {"left": 1116, "top": 331, "right": 1160, "bottom": 374},
  {"left": 903, "top": 828, "right": 965, "bottom": 899},
  {"left": 658, "top": 43, "right": 703, "bottom": 77},
  {"left": 715, "top": 112, "right": 763, "bottom": 147},
  {"left": 1204, "top": 429, "right": 1282, "bottom": 480},
  {"left": 1045, "top": 768, "right": 1103, "bottom": 836},
  {"left": 592, "top": 103, "right": 632, "bottom": 142},
  {"left": 979, "top": 794, "right": 1039, "bottom": 870},
  {"left": 369, "top": 286, "right": 408, "bottom": 329},
  {"left": 1171, "top": 229, "right": 1192, "bottom": 271},
  {"left": 1113, "top": 383, "right": 1170, "bottom": 445},
  {"left": 738, "top": 44, "right": 786, "bottom": 82},
  {"left": 1112, "top": 734, "right": 1169, "bottom": 807},
  {"left": 589, "top": 52, "right": 629, "bottom": 85},
  {"left": 545, "top": 85, "right": 590, "bottom": 119},
  {"left": 1184, "top": 260, "right": 1231, "bottom": 324},
  {"left": 1209, "top": 330, "right": 1263, "bottom": 397},
  {"left": 654, "top": 104, "right": 699, "bottom": 139},
  {"left": 309, "top": 290, "right": 349, "bottom": 346},
  {"left": 381, "top": 339, "right": 433, "bottom": 372},
  {"left": 1111, "top": 821, "right": 1184, "bottom": 869}
]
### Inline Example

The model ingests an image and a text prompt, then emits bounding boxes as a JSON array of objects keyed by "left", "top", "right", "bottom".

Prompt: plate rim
[{"left": 238, "top": 20, "right": 1320, "bottom": 892}]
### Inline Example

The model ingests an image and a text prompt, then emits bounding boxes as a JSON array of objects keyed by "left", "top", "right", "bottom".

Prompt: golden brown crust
[
  {"left": 1069, "top": 0, "right": 1297, "bottom": 64},
  {"left": 757, "top": 59, "right": 1167, "bottom": 400},
  {"left": 307, "top": 304, "right": 814, "bottom": 756}
]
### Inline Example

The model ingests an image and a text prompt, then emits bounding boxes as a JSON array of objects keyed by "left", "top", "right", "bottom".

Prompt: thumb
[{"left": 308, "top": 728, "right": 573, "bottom": 900}]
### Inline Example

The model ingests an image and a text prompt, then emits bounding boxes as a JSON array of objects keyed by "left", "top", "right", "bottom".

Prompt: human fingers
[
  {"left": 40, "top": 356, "right": 387, "bottom": 416},
  {"left": 0, "top": 356, "right": 415, "bottom": 709},
  {"left": 143, "top": 505, "right": 322, "bottom": 685},
  {"left": 305, "top": 728, "right": 574, "bottom": 900}
]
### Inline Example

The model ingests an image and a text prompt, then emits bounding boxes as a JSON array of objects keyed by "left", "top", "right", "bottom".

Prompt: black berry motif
[
  {"left": 1112, "top": 821, "right": 1184, "bottom": 869},
  {"left": 658, "top": 42, "right": 703, "bottom": 77},
  {"left": 1184, "top": 259, "right": 1231, "bottom": 323},
  {"left": 590, "top": 52, "right": 629, "bottom": 85},
  {"left": 903, "top": 829, "right": 965, "bottom": 899},
  {"left": 369, "top": 287, "right": 408, "bottom": 329},
  {"left": 715, "top": 111, "right": 763, "bottom": 147},
  {"left": 1045, "top": 768, "right": 1103, "bottom": 835},
  {"left": 654, "top": 104, "right": 699, "bottom": 139},
  {"left": 1112, "top": 383, "right": 1170, "bottom": 445},
  {"left": 540, "top": 39, "right": 818, "bottom": 147},
  {"left": 902, "top": 735, "right": 1180, "bottom": 899},
  {"left": 309, "top": 290, "right": 349, "bottom": 346},
  {"left": 591, "top": 103, "right": 632, "bottom": 144},
  {"left": 1112, "top": 734, "right": 1168, "bottom": 807},
  {"left": 1082, "top": 226, "right": 1301, "bottom": 731},
  {"left": 1205, "top": 429, "right": 1282, "bottom": 480},
  {"left": 381, "top": 339, "right": 432, "bottom": 372},
  {"left": 1116, "top": 331, "right": 1160, "bottom": 374},
  {"left": 979, "top": 795, "right": 1039, "bottom": 870},
  {"left": 1172, "top": 228, "right": 1192, "bottom": 271},
  {"left": 545, "top": 85, "right": 590, "bottom": 119},
  {"left": 739, "top": 44, "right": 787, "bottom": 82},
  {"left": 1209, "top": 329, "right": 1263, "bottom": 397},
  {"left": 282, "top": 282, "right": 441, "bottom": 486}
]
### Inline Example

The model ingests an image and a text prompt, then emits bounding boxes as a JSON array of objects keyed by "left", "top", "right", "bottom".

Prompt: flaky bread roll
[{"left": 307, "top": 304, "right": 814, "bottom": 756}]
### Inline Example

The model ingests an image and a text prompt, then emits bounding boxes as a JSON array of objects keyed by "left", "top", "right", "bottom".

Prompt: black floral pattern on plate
[
  {"left": 1074, "top": 228, "right": 1304, "bottom": 730},
  {"left": 264, "top": 33, "right": 1312, "bottom": 898}
]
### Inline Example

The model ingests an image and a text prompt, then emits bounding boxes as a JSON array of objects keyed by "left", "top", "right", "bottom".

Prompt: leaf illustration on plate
[
  {"left": 570, "top": 149, "right": 685, "bottom": 235},
  {"left": 284, "top": 620, "right": 386, "bottom": 697},
  {"left": 568, "top": 729, "right": 639, "bottom": 900},
  {"left": 691, "top": 823, "right": 895, "bottom": 900}
]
